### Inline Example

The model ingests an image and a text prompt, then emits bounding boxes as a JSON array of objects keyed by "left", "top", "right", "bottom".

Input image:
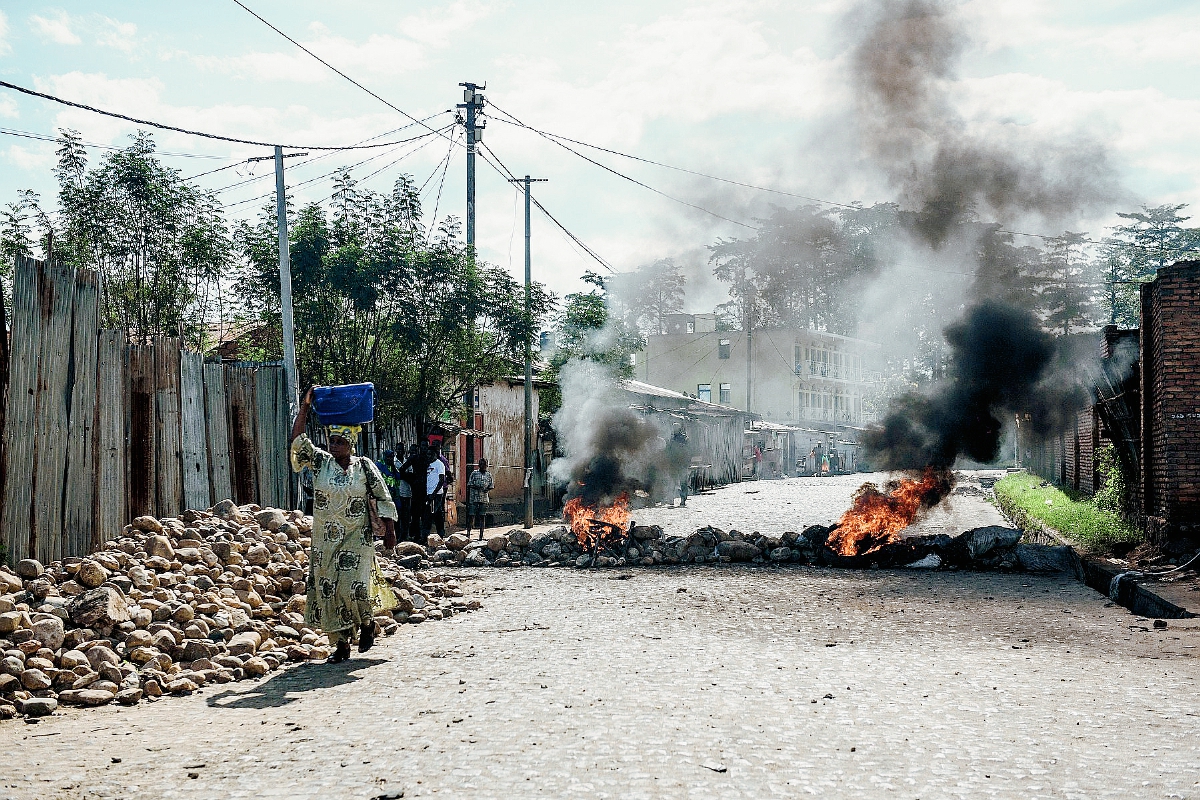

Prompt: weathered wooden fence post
[
  {"left": 203, "top": 362, "right": 233, "bottom": 505},
  {"left": 96, "top": 329, "right": 127, "bottom": 549},
  {"left": 154, "top": 336, "right": 183, "bottom": 518},
  {"left": 63, "top": 269, "right": 101, "bottom": 557},
  {"left": 180, "top": 351, "right": 211, "bottom": 511},
  {"left": 31, "top": 258, "right": 78, "bottom": 563},
  {"left": 2, "top": 256, "right": 43, "bottom": 562}
]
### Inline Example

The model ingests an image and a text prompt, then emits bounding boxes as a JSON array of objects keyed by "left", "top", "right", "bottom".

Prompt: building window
[
  {"left": 697, "top": 384, "right": 711, "bottom": 402},
  {"left": 719, "top": 383, "right": 731, "bottom": 404},
  {"left": 719, "top": 339, "right": 731, "bottom": 359}
]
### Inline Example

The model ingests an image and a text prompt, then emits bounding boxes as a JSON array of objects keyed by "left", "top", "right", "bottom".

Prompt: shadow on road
[{"left": 205, "top": 657, "right": 388, "bottom": 710}]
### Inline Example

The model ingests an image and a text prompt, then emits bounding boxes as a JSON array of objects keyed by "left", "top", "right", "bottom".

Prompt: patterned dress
[{"left": 290, "top": 434, "right": 398, "bottom": 639}]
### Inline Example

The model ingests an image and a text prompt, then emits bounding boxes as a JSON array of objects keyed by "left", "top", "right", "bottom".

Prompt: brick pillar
[{"left": 1140, "top": 260, "right": 1200, "bottom": 547}]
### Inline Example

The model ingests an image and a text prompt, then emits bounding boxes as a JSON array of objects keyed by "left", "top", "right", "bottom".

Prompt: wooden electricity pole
[{"left": 511, "top": 175, "right": 546, "bottom": 529}]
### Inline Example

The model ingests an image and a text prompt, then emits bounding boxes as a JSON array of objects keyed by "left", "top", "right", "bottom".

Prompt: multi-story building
[{"left": 634, "top": 313, "right": 880, "bottom": 471}]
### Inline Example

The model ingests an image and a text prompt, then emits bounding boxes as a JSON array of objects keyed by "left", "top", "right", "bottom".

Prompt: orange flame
[
  {"left": 827, "top": 468, "right": 951, "bottom": 557},
  {"left": 564, "top": 492, "right": 631, "bottom": 548}
]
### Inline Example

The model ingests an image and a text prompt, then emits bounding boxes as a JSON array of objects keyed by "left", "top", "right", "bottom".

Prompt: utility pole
[
  {"left": 457, "top": 82, "right": 486, "bottom": 250},
  {"left": 246, "top": 148, "right": 307, "bottom": 420},
  {"left": 511, "top": 175, "right": 547, "bottom": 529},
  {"left": 743, "top": 270, "right": 753, "bottom": 414},
  {"left": 248, "top": 147, "right": 305, "bottom": 506}
]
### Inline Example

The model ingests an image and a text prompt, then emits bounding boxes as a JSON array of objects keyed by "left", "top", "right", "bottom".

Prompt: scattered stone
[
  {"left": 59, "top": 689, "right": 115, "bottom": 707},
  {"left": 131, "top": 516, "right": 164, "bottom": 534},
  {"left": 67, "top": 586, "right": 131, "bottom": 628},
  {"left": 15, "top": 559, "right": 45, "bottom": 580},
  {"left": 18, "top": 697, "right": 57, "bottom": 716},
  {"left": 76, "top": 560, "right": 110, "bottom": 589},
  {"left": 716, "top": 541, "right": 760, "bottom": 562},
  {"left": 30, "top": 617, "right": 65, "bottom": 651},
  {"left": 487, "top": 535, "right": 509, "bottom": 553}
]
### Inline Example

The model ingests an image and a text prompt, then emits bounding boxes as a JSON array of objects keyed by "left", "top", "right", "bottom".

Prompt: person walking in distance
[
  {"left": 289, "top": 388, "right": 397, "bottom": 663},
  {"left": 425, "top": 443, "right": 447, "bottom": 539},
  {"left": 378, "top": 447, "right": 411, "bottom": 544},
  {"left": 466, "top": 457, "right": 494, "bottom": 540},
  {"left": 399, "top": 443, "right": 426, "bottom": 543}
]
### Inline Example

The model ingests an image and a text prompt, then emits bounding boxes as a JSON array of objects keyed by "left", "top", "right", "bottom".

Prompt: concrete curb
[{"left": 993, "top": 481, "right": 1195, "bottom": 620}]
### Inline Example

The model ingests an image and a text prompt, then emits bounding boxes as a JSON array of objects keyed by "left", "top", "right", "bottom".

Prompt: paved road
[
  {"left": 4, "top": 562, "right": 1199, "bottom": 799},
  {"left": 634, "top": 470, "right": 1011, "bottom": 539}
]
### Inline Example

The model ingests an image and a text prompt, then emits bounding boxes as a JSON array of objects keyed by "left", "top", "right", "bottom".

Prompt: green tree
[
  {"left": 607, "top": 257, "right": 686, "bottom": 336},
  {"left": 1100, "top": 204, "right": 1200, "bottom": 327},
  {"left": 540, "top": 271, "right": 644, "bottom": 414},
  {"left": 236, "top": 170, "right": 554, "bottom": 430},
  {"left": 1038, "top": 231, "right": 1096, "bottom": 335},
  {"left": 13, "top": 129, "right": 232, "bottom": 347}
]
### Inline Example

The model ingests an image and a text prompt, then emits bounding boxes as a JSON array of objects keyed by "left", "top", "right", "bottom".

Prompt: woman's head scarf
[{"left": 326, "top": 424, "right": 362, "bottom": 450}]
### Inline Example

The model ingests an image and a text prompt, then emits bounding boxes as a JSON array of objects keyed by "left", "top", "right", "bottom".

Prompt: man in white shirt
[{"left": 424, "top": 444, "right": 447, "bottom": 539}]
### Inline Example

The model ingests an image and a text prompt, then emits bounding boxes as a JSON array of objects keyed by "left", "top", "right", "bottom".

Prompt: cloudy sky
[{"left": 2, "top": 1, "right": 1198, "bottom": 310}]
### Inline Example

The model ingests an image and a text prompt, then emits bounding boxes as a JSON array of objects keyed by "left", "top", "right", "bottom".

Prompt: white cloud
[
  {"left": 5, "top": 143, "right": 56, "bottom": 171},
  {"left": 197, "top": 1, "right": 494, "bottom": 84},
  {"left": 0, "top": 95, "right": 17, "bottom": 118},
  {"left": 0, "top": 10, "right": 11, "bottom": 56},
  {"left": 30, "top": 10, "right": 81, "bottom": 45},
  {"left": 96, "top": 17, "right": 138, "bottom": 52},
  {"left": 397, "top": 0, "right": 494, "bottom": 48}
]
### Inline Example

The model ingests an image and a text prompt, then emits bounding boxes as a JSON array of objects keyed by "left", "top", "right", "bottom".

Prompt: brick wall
[
  {"left": 1076, "top": 408, "right": 1098, "bottom": 495},
  {"left": 1141, "top": 260, "right": 1200, "bottom": 543}
]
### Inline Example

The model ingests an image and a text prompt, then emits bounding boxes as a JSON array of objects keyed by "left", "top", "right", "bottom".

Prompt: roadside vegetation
[{"left": 994, "top": 466, "right": 1142, "bottom": 554}]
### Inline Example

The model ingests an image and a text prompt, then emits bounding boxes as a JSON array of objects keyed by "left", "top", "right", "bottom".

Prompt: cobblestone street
[{"left": 4, "top": 479, "right": 1200, "bottom": 800}]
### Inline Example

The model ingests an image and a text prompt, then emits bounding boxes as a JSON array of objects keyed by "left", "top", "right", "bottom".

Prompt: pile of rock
[
  {"left": 0, "top": 500, "right": 479, "bottom": 721},
  {"left": 405, "top": 523, "right": 1081, "bottom": 575}
]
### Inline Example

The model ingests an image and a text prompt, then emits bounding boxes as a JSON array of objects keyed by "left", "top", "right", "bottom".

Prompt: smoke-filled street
[
  {"left": 632, "top": 470, "right": 1011, "bottom": 541},
  {"left": 4, "top": 558, "right": 1198, "bottom": 800}
]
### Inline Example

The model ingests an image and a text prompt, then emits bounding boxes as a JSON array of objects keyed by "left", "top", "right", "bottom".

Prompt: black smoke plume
[
  {"left": 863, "top": 301, "right": 1093, "bottom": 469},
  {"left": 849, "top": 0, "right": 1123, "bottom": 248}
]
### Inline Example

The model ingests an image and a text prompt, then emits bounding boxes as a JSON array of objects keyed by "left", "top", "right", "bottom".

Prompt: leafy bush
[
  {"left": 994, "top": 471, "right": 1142, "bottom": 554},
  {"left": 1092, "top": 443, "right": 1128, "bottom": 515}
]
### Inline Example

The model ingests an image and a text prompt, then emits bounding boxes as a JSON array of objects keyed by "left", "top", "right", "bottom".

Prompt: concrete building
[{"left": 633, "top": 314, "right": 880, "bottom": 471}]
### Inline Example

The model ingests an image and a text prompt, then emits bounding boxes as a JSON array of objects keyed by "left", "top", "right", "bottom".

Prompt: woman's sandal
[
  {"left": 328, "top": 640, "right": 351, "bottom": 663},
  {"left": 358, "top": 623, "right": 376, "bottom": 653}
]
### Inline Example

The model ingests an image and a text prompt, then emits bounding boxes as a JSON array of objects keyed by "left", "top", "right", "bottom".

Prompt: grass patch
[{"left": 994, "top": 471, "right": 1143, "bottom": 554}]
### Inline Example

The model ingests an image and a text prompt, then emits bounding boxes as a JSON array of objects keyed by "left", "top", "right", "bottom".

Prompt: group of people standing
[
  {"left": 802, "top": 441, "right": 843, "bottom": 476},
  {"left": 374, "top": 443, "right": 496, "bottom": 543}
]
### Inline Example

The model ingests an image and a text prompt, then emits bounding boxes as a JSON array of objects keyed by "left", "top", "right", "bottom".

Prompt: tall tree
[
  {"left": 1100, "top": 204, "right": 1200, "bottom": 327},
  {"left": 1039, "top": 231, "right": 1096, "bottom": 335},
  {"left": 15, "top": 129, "right": 233, "bottom": 347},
  {"left": 607, "top": 257, "right": 686, "bottom": 336},
  {"left": 236, "top": 171, "right": 554, "bottom": 429}
]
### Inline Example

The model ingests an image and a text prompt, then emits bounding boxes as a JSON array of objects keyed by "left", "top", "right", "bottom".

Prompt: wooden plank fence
[{"left": 0, "top": 255, "right": 294, "bottom": 563}]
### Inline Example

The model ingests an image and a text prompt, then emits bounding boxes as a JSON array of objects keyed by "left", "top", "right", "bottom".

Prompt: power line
[
  {"left": 0, "top": 77, "right": 438, "bottom": 151},
  {"left": 222, "top": 145, "right": 407, "bottom": 211},
  {"left": 230, "top": 0, "right": 456, "bottom": 146},
  {"left": 210, "top": 123, "right": 452, "bottom": 195},
  {"left": 479, "top": 143, "right": 616, "bottom": 273},
  {"left": 487, "top": 105, "right": 861, "bottom": 212},
  {"left": 189, "top": 112, "right": 451, "bottom": 185},
  {"left": 485, "top": 103, "right": 757, "bottom": 232},
  {"left": 486, "top": 101, "right": 1138, "bottom": 246},
  {"left": 0, "top": 126, "right": 226, "bottom": 159}
]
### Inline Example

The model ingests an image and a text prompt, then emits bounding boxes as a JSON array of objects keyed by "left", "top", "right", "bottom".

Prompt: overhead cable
[
  {"left": 479, "top": 143, "right": 616, "bottom": 273},
  {"left": 485, "top": 103, "right": 756, "bottom": 231},
  {"left": 229, "top": 0, "right": 456, "bottom": 146},
  {"left": 0, "top": 77, "right": 441, "bottom": 151},
  {"left": 487, "top": 106, "right": 860, "bottom": 212}
]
